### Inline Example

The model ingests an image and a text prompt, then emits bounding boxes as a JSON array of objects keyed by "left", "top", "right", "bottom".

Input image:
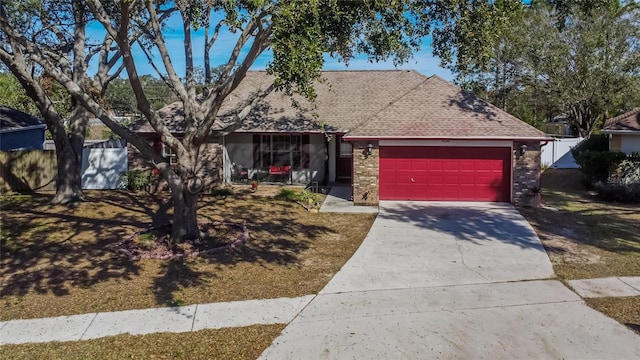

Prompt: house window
[
  {"left": 162, "top": 144, "right": 178, "bottom": 165},
  {"left": 339, "top": 140, "right": 352, "bottom": 158},
  {"left": 253, "top": 134, "right": 309, "bottom": 169}
]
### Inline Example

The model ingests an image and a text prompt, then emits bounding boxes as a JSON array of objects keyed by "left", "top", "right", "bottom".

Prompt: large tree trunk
[
  {"left": 52, "top": 143, "right": 84, "bottom": 204},
  {"left": 51, "top": 106, "right": 89, "bottom": 205},
  {"left": 170, "top": 183, "right": 200, "bottom": 242}
]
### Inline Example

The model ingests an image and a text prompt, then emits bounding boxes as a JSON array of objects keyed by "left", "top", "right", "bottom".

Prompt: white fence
[
  {"left": 541, "top": 137, "right": 582, "bottom": 169},
  {"left": 81, "top": 148, "right": 128, "bottom": 189}
]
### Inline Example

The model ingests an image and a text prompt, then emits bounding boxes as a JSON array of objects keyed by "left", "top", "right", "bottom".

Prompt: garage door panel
[{"left": 379, "top": 146, "right": 511, "bottom": 202}]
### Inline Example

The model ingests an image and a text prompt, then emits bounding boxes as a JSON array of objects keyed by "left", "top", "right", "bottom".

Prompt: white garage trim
[{"left": 379, "top": 139, "right": 513, "bottom": 147}]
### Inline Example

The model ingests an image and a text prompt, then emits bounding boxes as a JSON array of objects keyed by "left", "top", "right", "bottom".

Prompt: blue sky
[{"left": 87, "top": 14, "right": 454, "bottom": 81}]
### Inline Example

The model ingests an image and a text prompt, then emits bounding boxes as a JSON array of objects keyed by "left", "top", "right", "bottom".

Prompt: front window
[
  {"left": 254, "top": 134, "right": 309, "bottom": 169},
  {"left": 162, "top": 144, "right": 178, "bottom": 165}
]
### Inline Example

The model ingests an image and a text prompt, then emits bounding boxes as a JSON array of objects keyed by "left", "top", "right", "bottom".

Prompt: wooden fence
[{"left": 0, "top": 150, "right": 57, "bottom": 193}]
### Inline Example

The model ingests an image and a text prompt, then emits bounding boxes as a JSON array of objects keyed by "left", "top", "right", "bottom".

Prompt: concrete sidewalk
[
  {"left": 568, "top": 277, "right": 640, "bottom": 298},
  {"left": 0, "top": 295, "right": 314, "bottom": 345},
  {"left": 319, "top": 185, "right": 378, "bottom": 213}
]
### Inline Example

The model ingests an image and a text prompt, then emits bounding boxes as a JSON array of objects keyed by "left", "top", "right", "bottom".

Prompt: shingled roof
[
  {"left": 602, "top": 108, "right": 640, "bottom": 132},
  {"left": 0, "top": 106, "right": 46, "bottom": 133},
  {"left": 131, "top": 70, "right": 547, "bottom": 140},
  {"left": 131, "top": 70, "right": 428, "bottom": 134},
  {"left": 344, "top": 75, "right": 548, "bottom": 140}
]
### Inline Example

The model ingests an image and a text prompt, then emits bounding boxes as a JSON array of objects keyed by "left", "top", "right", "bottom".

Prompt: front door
[{"left": 336, "top": 135, "right": 353, "bottom": 180}]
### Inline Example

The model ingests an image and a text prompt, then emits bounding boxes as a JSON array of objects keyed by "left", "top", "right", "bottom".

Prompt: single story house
[
  {"left": 130, "top": 70, "right": 550, "bottom": 206},
  {"left": 601, "top": 108, "right": 640, "bottom": 155},
  {"left": 0, "top": 105, "right": 46, "bottom": 151}
]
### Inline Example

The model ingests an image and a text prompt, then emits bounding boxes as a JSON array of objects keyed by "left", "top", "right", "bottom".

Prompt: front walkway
[{"left": 319, "top": 184, "right": 378, "bottom": 213}]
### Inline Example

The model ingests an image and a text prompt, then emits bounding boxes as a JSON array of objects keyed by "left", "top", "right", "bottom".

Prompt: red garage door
[{"left": 379, "top": 146, "right": 511, "bottom": 202}]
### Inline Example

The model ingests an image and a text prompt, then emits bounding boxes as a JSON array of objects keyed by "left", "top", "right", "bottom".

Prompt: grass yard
[
  {"left": 0, "top": 188, "right": 375, "bottom": 320},
  {"left": 519, "top": 168, "right": 640, "bottom": 334},
  {"left": 0, "top": 324, "right": 285, "bottom": 360}
]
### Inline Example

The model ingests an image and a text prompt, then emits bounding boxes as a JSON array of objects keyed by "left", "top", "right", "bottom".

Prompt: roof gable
[
  {"left": 345, "top": 75, "right": 548, "bottom": 139},
  {"left": 602, "top": 108, "right": 640, "bottom": 132},
  {"left": 0, "top": 106, "right": 45, "bottom": 133}
]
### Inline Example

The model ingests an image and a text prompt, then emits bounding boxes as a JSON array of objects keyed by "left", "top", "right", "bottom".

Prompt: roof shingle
[
  {"left": 0, "top": 106, "right": 45, "bottom": 132},
  {"left": 131, "top": 71, "right": 548, "bottom": 140},
  {"left": 344, "top": 75, "right": 548, "bottom": 139},
  {"left": 602, "top": 108, "right": 640, "bottom": 132}
]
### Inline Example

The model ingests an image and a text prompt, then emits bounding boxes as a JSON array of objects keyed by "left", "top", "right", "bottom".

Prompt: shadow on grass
[
  {"left": 1, "top": 192, "right": 147, "bottom": 298},
  {"left": 1, "top": 191, "right": 334, "bottom": 308},
  {"left": 523, "top": 169, "right": 640, "bottom": 254},
  {"left": 151, "top": 196, "right": 332, "bottom": 306}
]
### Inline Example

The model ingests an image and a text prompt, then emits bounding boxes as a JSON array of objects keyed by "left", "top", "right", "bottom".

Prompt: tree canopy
[
  {"left": 0, "top": 0, "right": 516, "bottom": 241},
  {"left": 442, "top": 0, "right": 640, "bottom": 135}
]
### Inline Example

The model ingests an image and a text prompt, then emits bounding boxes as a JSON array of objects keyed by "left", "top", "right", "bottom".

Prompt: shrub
[
  {"left": 119, "top": 170, "right": 155, "bottom": 191},
  {"left": 594, "top": 159, "right": 640, "bottom": 203},
  {"left": 570, "top": 134, "right": 609, "bottom": 157},
  {"left": 573, "top": 150, "right": 627, "bottom": 185},
  {"left": 276, "top": 188, "right": 297, "bottom": 201},
  {"left": 211, "top": 187, "right": 234, "bottom": 197},
  {"left": 276, "top": 189, "right": 323, "bottom": 209}
]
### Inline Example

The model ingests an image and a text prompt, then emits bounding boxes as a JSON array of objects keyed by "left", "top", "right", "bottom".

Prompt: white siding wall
[{"left": 81, "top": 148, "right": 128, "bottom": 189}]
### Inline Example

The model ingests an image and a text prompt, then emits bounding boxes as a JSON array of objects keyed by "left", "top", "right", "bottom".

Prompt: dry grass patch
[
  {"left": 1, "top": 189, "right": 375, "bottom": 320},
  {"left": 0, "top": 324, "right": 284, "bottom": 360},
  {"left": 585, "top": 297, "right": 640, "bottom": 335},
  {"left": 519, "top": 169, "right": 640, "bottom": 280}
]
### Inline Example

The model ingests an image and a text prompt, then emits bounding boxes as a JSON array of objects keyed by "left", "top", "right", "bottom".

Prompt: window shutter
[
  {"left": 253, "top": 134, "right": 260, "bottom": 168},
  {"left": 301, "top": 135, "right": 310, "bottom": 168}
]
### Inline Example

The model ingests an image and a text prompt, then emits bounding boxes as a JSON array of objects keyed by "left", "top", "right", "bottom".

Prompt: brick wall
[
  {"left": 352, "top": 140, "right": 379, "bottom": 205},
  {"left": 512, "top": 141, "right": 542, "bottom": 207}
]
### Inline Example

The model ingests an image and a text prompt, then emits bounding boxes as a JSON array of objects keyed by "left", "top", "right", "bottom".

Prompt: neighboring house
[
  {"left": 601, "top": 108, "right": 640, "bottom": 155},
  {"left": 130, "top": 70, "right": 551, "bottom": 206},
  {"left": 0, "top": 105, "right": 46, "bottom": 151}
]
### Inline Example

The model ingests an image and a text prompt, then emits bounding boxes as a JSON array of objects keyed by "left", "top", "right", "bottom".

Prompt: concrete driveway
[{"left": 260, "top": 202, "right": 640, "bottom": 359}]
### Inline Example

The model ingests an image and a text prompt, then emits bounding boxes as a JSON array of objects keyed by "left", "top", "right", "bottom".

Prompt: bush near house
[
  {"left": 594, "top": 159, "right": 640, "bottom": 203},
  {"left": 571, "top": 135, "right": 625, "bottom": 186}
]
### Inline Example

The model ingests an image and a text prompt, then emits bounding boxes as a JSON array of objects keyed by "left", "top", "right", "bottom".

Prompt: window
[
  {"left": 253, "top": 134, "right": 309, "bottom": 169},
  {"left": 339, "top": 140, "right": 353, "bottom": 158},
  {"left": 162, "top": 144, "right": 178, "bottom": 165}
]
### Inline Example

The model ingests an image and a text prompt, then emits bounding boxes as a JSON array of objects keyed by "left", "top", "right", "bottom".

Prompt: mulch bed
[{"left": 113, "top": 222, "right": 250, "bottom": 261}]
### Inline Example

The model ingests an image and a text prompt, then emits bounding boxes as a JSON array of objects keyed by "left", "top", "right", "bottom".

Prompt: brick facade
[
  {"left": 352, "top": 140, "right": 379, "bottom": 205},
  {"left": 512, "top": 141, "right": 542, "bottom": 207}
]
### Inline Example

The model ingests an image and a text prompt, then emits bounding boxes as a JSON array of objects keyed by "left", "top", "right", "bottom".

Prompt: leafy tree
[
  {"left": 0, "top": 72, "right": 38, "bottom": 114},
  {"left": 441, "top": 0, "right": 640, "bottom": 135},
  {"left": 1, "top": 0, "right": 504, "bottom": 242},
  {"left": 0, "top": 0, "right": 128, "bottom": 204}
]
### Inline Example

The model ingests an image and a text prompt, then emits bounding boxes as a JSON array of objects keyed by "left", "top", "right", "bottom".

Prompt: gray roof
[
  {"left": 345, "top": 75, "right": 549, "bottom": 139},
  {"left": 132, "top": 70, "right": 427, "bottom": 134},
  {"left": 0, "top": 106, "right": 46, "bottom": 133},
  {"left": 131, "top": 70, "right": 547, "bottom": 140},
  {"left": 602, "top": 108, "right": 640, "bottom": 132}
]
